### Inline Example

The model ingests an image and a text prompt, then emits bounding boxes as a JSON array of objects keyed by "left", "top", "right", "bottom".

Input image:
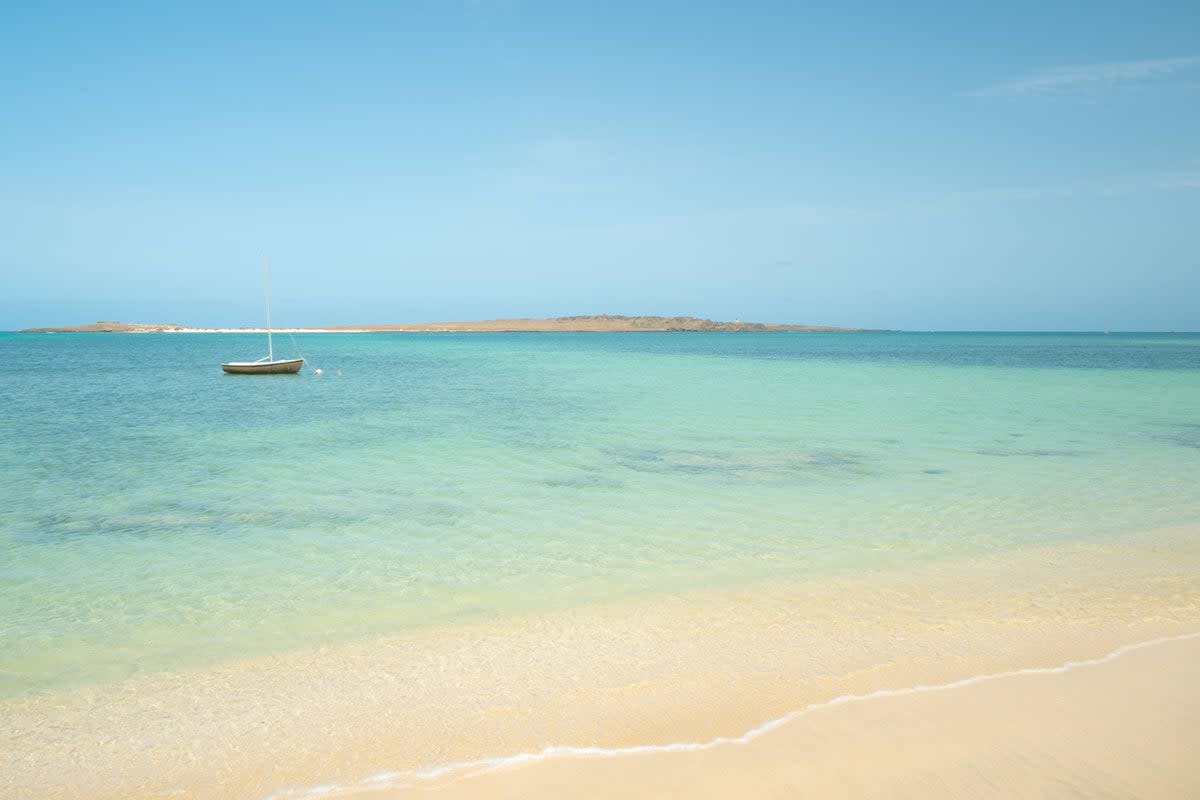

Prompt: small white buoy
[
  {"left": 336, "top": 369, "right": 342, "bottom": 377},
  {"left": 313, "top": 368, "right": 323, "bottom": 376}
]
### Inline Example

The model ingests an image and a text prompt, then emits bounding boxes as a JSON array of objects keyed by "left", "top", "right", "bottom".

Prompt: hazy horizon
[
  {"left": 9, "top": 317, "right": 1200, "bottom": 334},
  {"left": 3, "top": 2, "right": 1197, "bottom": 332}
]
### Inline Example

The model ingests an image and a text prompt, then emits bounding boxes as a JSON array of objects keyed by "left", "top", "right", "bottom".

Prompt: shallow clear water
[{"left": 1, "top": 331, "right": 1198, "bottom": 697}]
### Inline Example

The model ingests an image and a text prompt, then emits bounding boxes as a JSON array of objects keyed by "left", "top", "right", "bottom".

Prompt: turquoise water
[{"left": 1, "top": 331, "right": 1198, "bottom": 698}]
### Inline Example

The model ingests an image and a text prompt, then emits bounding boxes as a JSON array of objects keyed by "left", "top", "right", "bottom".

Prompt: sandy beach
[
  {"left": 7, "top": 0, "right": 1198, "bottom": 797},
  {"left": 374, "top": 633, "right": 1200, "bottom": 800},
  {"left": 3, "top": 525, "right": 1198, "bottom": 799}
]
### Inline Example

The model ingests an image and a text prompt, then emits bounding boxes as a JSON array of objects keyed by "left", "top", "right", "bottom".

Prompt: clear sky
[{"left": 2, "top": 1, "right": 1197, "bottom": 330}]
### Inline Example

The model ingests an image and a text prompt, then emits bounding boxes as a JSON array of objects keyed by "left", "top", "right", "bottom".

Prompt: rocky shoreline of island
[{"left": 20, "top": 315, "right": 869, "bottom": 333}]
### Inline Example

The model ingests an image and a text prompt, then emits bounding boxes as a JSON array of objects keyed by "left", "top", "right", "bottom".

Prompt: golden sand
[
  {"left": 380, "top": 634, "right": 1200, "bottom": 799},
  {"left": 2, "top": 526, "right": 1198, "bottom": 799}
]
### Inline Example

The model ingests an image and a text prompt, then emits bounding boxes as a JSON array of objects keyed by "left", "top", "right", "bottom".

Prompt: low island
[{"left": 21, "top": 315, "right": 865, "bottom": 333}]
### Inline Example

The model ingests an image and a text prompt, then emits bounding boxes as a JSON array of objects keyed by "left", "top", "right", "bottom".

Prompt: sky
[{"left": 2, "top": 1, "right": 1198, "bottom": 331}]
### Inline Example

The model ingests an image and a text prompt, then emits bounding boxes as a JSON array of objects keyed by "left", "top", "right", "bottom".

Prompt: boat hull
[{"left": 221, "top": 358, "right": 304, "bottom": 374}]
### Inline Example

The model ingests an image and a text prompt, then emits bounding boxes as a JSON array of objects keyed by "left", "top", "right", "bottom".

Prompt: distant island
[
  {"left": 21, "top": 321, "right": 192, "bottom": 333},
  {"left": 21, "top": 315, "right": 865, "bottom": 333}
]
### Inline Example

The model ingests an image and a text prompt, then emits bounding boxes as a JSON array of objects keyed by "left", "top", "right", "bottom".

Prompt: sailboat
[{"left": 221, "top": 261, "right": 305, "bottom": 374}]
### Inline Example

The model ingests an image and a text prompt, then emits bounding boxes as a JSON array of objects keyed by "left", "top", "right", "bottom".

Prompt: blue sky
[{"left": 2, "top": 1, "right": 1197, "bottom": 330}]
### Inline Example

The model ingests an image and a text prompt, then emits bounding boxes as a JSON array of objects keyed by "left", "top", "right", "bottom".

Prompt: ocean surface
[{"left": 1, "top": 331, "right": 1198, "bottom": 699}]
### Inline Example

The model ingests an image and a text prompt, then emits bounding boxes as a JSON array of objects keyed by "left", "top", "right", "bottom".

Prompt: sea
[{"left": 1, "top": 330, "right": 1199, "bottom": 703}]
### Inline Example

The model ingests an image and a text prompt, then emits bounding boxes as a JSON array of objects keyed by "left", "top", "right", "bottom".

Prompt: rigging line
[{"left": 285, "top": 329, "right": 317, "bottom": 374}]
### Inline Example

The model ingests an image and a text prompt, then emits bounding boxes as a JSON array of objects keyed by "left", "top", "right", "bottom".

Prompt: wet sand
[
  {"left": 3, "top": 526, "right": 1198, "bottom": 799},
  {"left": 380, "top": 633, "right": 1200, "bottom": 799}
]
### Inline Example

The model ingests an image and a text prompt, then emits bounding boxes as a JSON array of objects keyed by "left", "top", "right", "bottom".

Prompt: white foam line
[{"left": 265, "top": 631, "right": 1200, "bottom": 799}]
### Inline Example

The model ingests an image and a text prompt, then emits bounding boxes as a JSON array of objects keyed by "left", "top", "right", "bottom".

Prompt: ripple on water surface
[{"left": 0, "top": 331, "right": 1198, "bottom": 696}]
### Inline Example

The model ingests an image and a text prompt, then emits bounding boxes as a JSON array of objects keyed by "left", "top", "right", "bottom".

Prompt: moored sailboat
[{"left": 221, "top": 261, "right": 304, "bottom": 375}]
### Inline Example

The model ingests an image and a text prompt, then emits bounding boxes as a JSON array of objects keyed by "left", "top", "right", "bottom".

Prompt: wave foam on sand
[{"left": 269, "top": 631, "right": 1200, "bottom": 799}]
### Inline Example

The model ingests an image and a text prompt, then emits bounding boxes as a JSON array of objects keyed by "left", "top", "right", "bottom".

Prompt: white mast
[{"left": 263, "top": 257, "right": 274, "bottom": 361}]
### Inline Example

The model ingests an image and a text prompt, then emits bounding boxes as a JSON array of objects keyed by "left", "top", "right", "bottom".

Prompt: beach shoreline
[
  {"left": 358, "top": 632, "right": 1200, "bottom": 800},
  {"left": 3, "top": 524, "right": 1198, "bottom": 799}
]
